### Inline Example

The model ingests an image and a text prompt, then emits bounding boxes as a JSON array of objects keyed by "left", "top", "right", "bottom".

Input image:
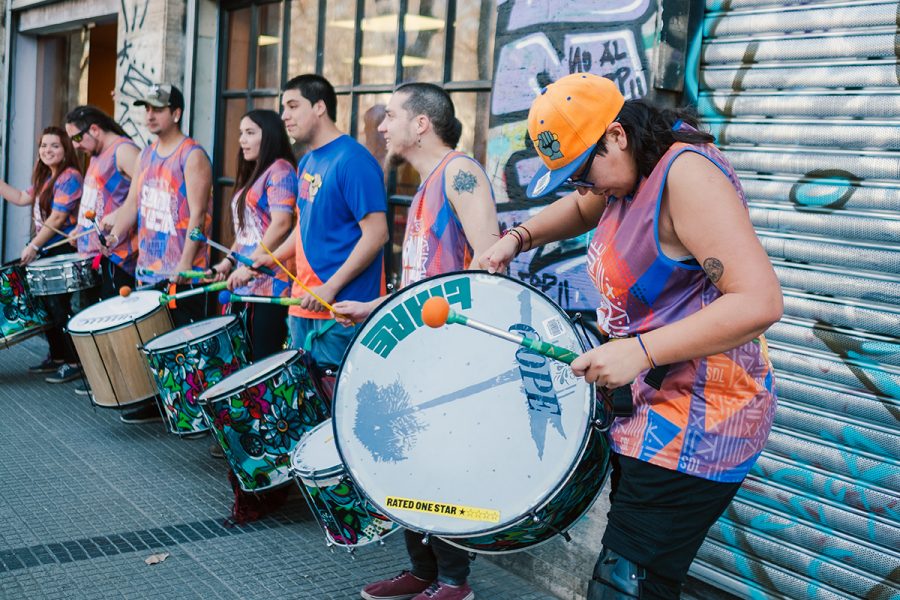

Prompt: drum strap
[{"left": 302, "top": 318, "right": 337, "bottom": 353}]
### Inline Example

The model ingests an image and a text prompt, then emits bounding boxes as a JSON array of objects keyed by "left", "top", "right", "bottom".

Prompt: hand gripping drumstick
[
  {"left": 188, "top": 228, "right": 276, "bottom": 276},
  {"left": 40, "top": 228, "right": 95, "bottom": 252},
  {"left": 257, "top": 241, "right": 342, "bottom": 316},
  {"left": 83, "top": 210, "right": 107, "bottom": 246},
  {"left": 218, "top": 290, "right": 303, "bottom": 306},
  {"left": 421, "top": 296, "right": 638, "bottom": 414},
  {"left": 158, "top": 281, "right": 229, "bottom": 304},
  {"left": 421, "top": 296, "right": 580, "bottom": 363}
]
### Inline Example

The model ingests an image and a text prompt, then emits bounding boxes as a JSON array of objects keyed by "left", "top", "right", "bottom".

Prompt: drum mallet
[
  {"left": 83, "top": 210, "right": 107, "bottom": 246},
  {"left": 421, "top": 296, "right": 641, "bottom": 415},
  {"left": 40, "top": 228, "right": 94, "bottom": 252},
  {"left": 217, "top": 290, "right": 302, "bottom": 306},
  {"left": 136, "top": 267, "right": 211, "bottom": 280},
  {"left": 159, "top": 281, "right": 229, "bottom": 305},
  {"left": 188, "top": 228, "right": 276, "bottom": 277}
]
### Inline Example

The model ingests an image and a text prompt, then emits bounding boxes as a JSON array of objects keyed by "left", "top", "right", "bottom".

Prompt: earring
[{"left": 416, "top": 137, "right": 422, "bottom": 147}]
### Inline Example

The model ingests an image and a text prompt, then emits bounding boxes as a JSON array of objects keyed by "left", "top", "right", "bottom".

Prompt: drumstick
[
  {"left": 83, "top": 210, "right": 108, "bottom": 247},
  {"left": 136, "top": 267, "right": 210, "bottom": 280},
  {"left": 188, "top": 228, "right": 276, "bottom": 276},
  {"left": 217, "top": 290, "right": 303, "bottom": 306},
  {"left": 41, "top": 223, "right": 70, "bottom": 239},
  {"left": 40, "top": 228, "right": 94, "bottom": 251},
  {"left": 156, "top": 281, "right": 229, "bottom": 304},
  {"left": 421, "top": 296, "right": 579, "bottom": 363},
  {"left": 257, "top": 241, "right": 341, "bottom": 315}
]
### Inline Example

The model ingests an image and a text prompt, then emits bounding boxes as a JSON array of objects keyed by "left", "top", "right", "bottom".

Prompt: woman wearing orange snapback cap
[{"left": 480, "top": 73, "right": 782, "bottom": 599}]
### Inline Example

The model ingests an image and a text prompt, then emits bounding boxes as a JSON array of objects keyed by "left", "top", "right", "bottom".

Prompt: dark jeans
[
  {"left": 99, "top": 257, "right": 135, "bottom": 300},
  {"left": 406, "top": 530, "right": 472, "bottom": 585},
  {"left": 600, "top": 454, "right": 742, "bottom": 599},
  {"left": 231, "top": 301, "right": 288, "bottom": 361},
  {"left": 39, "top": 246, "right": 79, "bottom": 364}
]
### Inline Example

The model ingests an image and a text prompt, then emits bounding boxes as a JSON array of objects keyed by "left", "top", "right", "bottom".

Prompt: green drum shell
[
  {"left": 200, "top": 350, "right": 329, "bottom": 493},
  {"left": 142, "top": 315, "right": 250, "bottom": 435}
]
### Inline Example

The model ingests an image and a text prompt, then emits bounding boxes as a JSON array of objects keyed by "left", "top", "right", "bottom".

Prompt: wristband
[
  {"left": 224, "top": 254, "right": 237, "bottom": 267},
  {"left": 28, "top": 243, "right": 39, "bottom": 252},
  {"left": 517, "top": 225, "right": 533, "bottom": 251}
]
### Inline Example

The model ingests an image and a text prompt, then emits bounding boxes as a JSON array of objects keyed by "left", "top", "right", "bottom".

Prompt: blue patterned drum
[
  {"left": 332, "top": 271, "right": 610, "bottom": 553},
  {"left": 199, "top": 350, "right": 329, "bottom": 493},
  {"left": 0, "top": 262, "right": 49, "bottom": 348}
]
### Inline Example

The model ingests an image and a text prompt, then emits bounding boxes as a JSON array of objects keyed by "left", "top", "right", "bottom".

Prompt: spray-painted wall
[
  {"left": 687, "top": 1, "right": 900, "bottom": 598},
  {"left": 486, "top": 1, "right": 899, "bottom": 599}
]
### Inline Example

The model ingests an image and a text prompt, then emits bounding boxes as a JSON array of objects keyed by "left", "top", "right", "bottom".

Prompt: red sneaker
[
  {"left": 414, "top": 582, "right": 475, "bottom": 600},
  {"left": 361, "top": 571, "right": 434, "bottom": 600}
]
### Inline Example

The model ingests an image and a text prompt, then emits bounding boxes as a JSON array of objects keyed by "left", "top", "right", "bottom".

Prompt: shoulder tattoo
[
  {"left": 452, "top": 170, "right": 478, "bottom": 195},
  {"left": 703, "top": 257, "right": 724, "bottom": 283}
]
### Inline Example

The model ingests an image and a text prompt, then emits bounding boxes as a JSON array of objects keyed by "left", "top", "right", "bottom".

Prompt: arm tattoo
[
  {"left": 452, "top": 170, "right": 478, "bottom": 195},
  {"left": 703, "top": 257, "right": 724, "bottom": 283}
]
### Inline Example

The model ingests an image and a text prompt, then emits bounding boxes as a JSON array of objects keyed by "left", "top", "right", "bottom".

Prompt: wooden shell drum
[
  {"left": 199, "top": 350, "right": 329, "bottom": 493},
  {"left": 67, "top": 290, "right": 173, "bottom": 407},
  {"left": 0, "top": 262, "right": 49, "bottom": 349},
  {"left": 26, "top": 253, "right": 100, "bottom": 296},
  {"left": 141, "top": 315, "right": 250, "bottom": 436},
  {"left": 332, "top": 271, "right": 610, "bottom": 553},
  {"left": 290, "top": 419, "right": 398, "bottom": 550}
]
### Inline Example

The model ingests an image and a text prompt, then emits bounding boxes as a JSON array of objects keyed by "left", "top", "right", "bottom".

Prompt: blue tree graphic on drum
[{"left": 354, "top": 379, "right": 426, "bottom": 462}]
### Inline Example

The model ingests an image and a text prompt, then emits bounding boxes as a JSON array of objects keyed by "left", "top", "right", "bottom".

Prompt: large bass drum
[{"left": 332, "top": 271, "right": 610, "bottom": 553}]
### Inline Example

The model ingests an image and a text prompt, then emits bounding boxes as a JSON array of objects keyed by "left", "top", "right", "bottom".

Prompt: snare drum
[
  {"left": 0, "top": 262, "right": 50, "bottom": 348},
  {"left": 67, "top": 291, "right": 173, "bottom": 407},
  {"left": 199, "top": 350, "right": 329, "bottom": 492},
  {"left": 332, "top": 271, "right": 610, "bottom": 553},
  {"left": 141, "top": 315, "right": 250, "bottom": 435},
  {"left": 26, "top": 253, "right": 99, "bottom": 296},
  {"left": 290, "top": 420, "right": 398, "bottom": 549}
]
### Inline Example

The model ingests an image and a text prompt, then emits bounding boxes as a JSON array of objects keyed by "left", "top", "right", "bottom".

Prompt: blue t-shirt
[{"left": 290, "top": 135, "right": 386, "bottom": 318}]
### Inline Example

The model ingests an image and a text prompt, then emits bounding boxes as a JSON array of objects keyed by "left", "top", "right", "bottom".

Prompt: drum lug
[
  {"left": 421, "top": 533, "right": 431, "bottom": 546},
  {"left": 530, "top": 512, "right": 572, "bottom": 543},
  {"left": 592, "top": 418, "right": 611, "bottom": 432}
]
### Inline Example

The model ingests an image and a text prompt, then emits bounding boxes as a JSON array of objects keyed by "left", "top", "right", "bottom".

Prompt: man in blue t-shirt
[{"left": 258, "top": 74, "right": 388, "bottom": 368}]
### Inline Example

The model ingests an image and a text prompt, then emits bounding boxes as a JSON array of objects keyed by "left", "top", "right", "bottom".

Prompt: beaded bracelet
[{"left": 635, "top": 333, "right": 657, "bottom": 369}]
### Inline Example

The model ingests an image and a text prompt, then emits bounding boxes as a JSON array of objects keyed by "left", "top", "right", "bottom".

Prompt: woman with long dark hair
[
  {"left": 481, "top": 74, "right": 782, "bottom": 599},
  {"left": 0, "top": 126, "right": 84, "bottom": 381},
  {"left": 209, "top": 109, "right": 296, "bottom": 360}
]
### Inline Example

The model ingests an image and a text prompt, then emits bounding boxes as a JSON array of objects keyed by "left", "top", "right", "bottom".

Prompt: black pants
[
  {"left": 99, "top": 257, "right": 135, "bottom": 300},
  {"left": 600, "top": 454, "right": 742, "bottom": 599},
  {"left": 231, "top": 301, "right": 288, "bottom": 361},
  {"left": 38, "top": 246, "right": 79, "bottom": 364},
  {"left": 406, "top": 530, "right": 472, "bottom": 585}
]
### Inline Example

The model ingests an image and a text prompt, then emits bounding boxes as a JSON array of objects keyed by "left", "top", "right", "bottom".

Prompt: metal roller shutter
[{"left": 692, "top": 0, "right": 900, "bottom": 598}]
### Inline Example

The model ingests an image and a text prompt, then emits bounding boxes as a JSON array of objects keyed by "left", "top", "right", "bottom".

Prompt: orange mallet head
[
  {"left": 85, "top": 209, "right": 96, "bottom": 220},
  {"left": 119, "top": 285, "right": 132, "bottom": 297},
  {"left": 422, "top": 296, "right": 451, "bottom": 328}
]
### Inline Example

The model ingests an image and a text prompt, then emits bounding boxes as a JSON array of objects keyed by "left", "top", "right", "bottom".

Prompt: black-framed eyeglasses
[
  {"left": 566, "top": 142, "right": 600, "bottom": 188},
  {"left": 70, "top": 125, "right": 92, "bottom": 143}
]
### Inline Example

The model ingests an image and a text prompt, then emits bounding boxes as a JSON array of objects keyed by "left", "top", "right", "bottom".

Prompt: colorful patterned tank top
[
  {"left": 134, "top": 137, "right": 212, "bottom": 284},
  {"left": 31, "top": 168, "right": 82, "bottom": 243},
  {"left": 401, "top": 152, "right": 488, "bottom": 287},
  {"left": 77, "top": 137, "right": 139, "bottom": 273},
  {"left": 231, "top": 159, "right": 297, "bottom": 297},
  {"left": 586, "top": 139, "right": 777, "bottom": 483}
]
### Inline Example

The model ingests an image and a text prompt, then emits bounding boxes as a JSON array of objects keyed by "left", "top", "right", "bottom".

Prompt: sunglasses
[
  {"left": 71, "top": 125, "right": 92, "bottom": 143},
  {"left": 566, "top": 142, "right": 600, "bottom": 188}
]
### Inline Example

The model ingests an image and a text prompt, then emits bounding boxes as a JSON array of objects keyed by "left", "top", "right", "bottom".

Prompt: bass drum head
[
  {"left": 67, "top": 290, "right": 164, "bottom": 334},
  {"left": 333, "top": 271, "right": 593, "bottom": 537}
]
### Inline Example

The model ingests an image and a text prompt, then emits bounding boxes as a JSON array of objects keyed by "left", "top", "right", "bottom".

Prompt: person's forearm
[
  {"left": 516, "top": 194, "right": 602, "bottom": 248},
  {"left": 325, "top": 229, "right": 385, "bottom": 295},
  {"left": 32, "top": 212, "right": 69, "bottom": 247},
  {"left": 110, "top": 199, "right": 138, "bottom": 241},
  {"left": 639, "top": 292, "right": 782, "bottom": 367},
  {"left": 253, "top": 214, "right": 293, "bottom": 260},
  {"left": 0, "top": 181, "right": 28, "bottom": 205},
  {"left": 177, "top": 212, "right": 208, "bottom": 267}
]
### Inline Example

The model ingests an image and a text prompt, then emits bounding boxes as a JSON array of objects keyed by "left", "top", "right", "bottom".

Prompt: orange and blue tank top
[
  {"left": 30, "top": 167, "right": 82, "bottom": 243},
  {"left": 586, "top": 135, "right": 777, "bottom": 483},
  {"left": 77, "top": 137, "right": 139, "bottom": 273},
  {"left": 400, "top": 151, "right": 489, "bottom": 287},
  {"left": 230, "top": 159, "right": 297, "bottom": 297},
  {"left": 134, "top": 137, "right": 212, "bottom": 284}
]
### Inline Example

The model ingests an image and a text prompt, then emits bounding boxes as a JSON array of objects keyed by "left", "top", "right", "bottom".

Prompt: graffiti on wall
[
  {"left": 116, "top": 0, "right": 155, "bottom": 146},
  {"left": 488, "top": 0, "right": 657, "bottom": 315}
]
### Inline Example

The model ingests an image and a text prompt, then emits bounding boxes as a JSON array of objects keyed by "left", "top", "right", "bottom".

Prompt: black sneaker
[
  {"left": 74, "top": 381, "right": 91, "bottom": 396},
  {"left": 119, "top": 404, "right": 162, "bottom": 424},
  {"left": 45, "top": 364, "right": 83, "bottom": 384},
  {"left": 29, "top": 356, "right": 62, "bottom": 373}
]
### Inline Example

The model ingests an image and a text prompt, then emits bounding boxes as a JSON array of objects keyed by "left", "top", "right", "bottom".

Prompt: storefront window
[
  {"left": 322, "top": 2, "right": 356, "bottom": 87},
  {"left": 403, "top": 0, "right": 447, "bottom": 83},
  {"left": 255, "top": 3, "right": 283, "bottom": 90}
]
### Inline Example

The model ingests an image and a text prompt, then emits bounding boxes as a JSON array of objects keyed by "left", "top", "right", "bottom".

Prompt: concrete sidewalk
[{"left": 0, "top": 336, "right": 556, "bottom": 600}]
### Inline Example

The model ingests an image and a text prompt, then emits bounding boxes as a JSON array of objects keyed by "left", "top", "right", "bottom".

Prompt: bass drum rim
[{"left": 332, "top": 270, "right": 598, "bottom": 539}]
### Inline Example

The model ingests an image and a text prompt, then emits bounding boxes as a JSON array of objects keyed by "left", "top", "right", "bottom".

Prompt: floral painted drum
[
  {"left": 199, "top": 350, "right": 329, "bottom": 492},
  {"left": 0, "top": 262, "right": 49, "bottom": 349},
  {"left": 332, "top": 271, "right": 611, "bottom": 553},
  {"left": 290, "top": 419, "right": 398, "bottom": 550},
  {"left": 141, "top": 315, "right": 250, "bottom": 436}
]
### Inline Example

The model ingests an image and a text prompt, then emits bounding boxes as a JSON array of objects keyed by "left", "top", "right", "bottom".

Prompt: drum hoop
[
  {"left": 290, "top": 420, "right": 344, "bottom": 480},
  {"left": 66, "top": 292, "right": 166, "bottom": 335},
  {"left": 27, "top": 254, "right": 92, "bottom": 269},
  {"left": 198, "top": 349, "right": 301, "bottom": 405},
  {"left": 140, "top": 314, "right": 241, "bottom": 354},
  {"left": 332, "top": 269, "right": 597, "bottom": 537}
]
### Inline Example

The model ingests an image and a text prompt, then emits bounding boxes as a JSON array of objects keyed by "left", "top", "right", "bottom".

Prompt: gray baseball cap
[{"left": 133, "top": 84, "right": 184, "bottom": 111}]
